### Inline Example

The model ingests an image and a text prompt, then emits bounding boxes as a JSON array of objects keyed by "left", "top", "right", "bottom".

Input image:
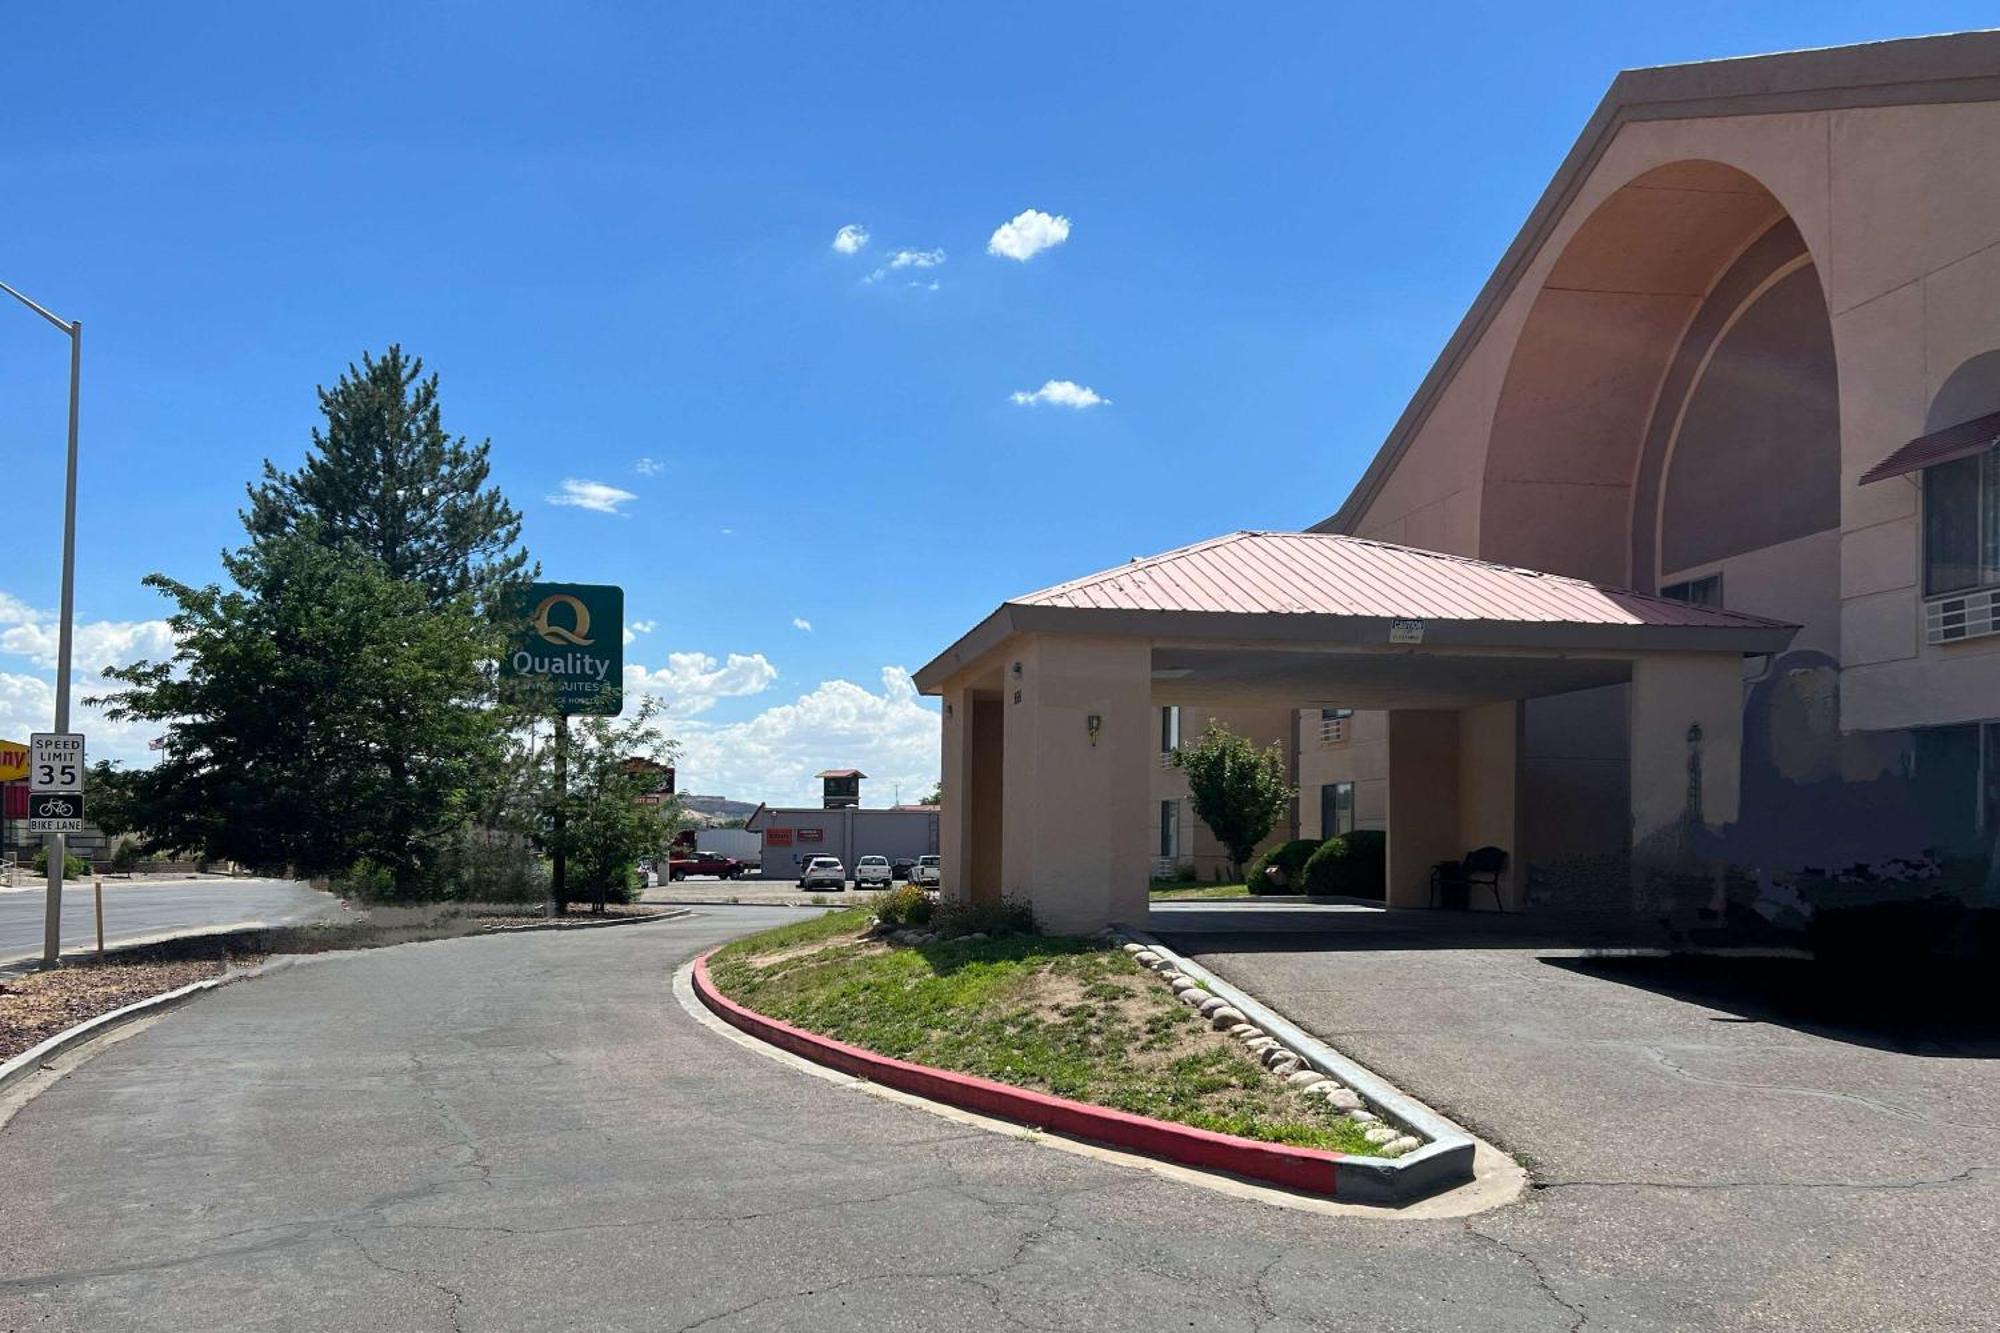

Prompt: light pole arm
[{"left": 0, "top": 279, "right": 76, "bottom": 335}]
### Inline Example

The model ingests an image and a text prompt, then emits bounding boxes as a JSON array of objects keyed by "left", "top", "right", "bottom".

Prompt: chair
[
  {"left": 1463, "top": 846, "right": 1508, "bottom": 911},
  {"left": 1429, "top": 847, "right": 1509, "bottom": 911}
]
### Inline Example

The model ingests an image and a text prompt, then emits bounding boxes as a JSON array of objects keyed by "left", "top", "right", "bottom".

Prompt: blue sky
[{"left": 2, "top": 2, "right": 1992, "bottom": 802}]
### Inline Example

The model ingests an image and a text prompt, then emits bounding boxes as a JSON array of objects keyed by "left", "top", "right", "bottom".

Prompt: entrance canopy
[{"left": 915, "top": 531, "right": 1796, "bottom": 698}]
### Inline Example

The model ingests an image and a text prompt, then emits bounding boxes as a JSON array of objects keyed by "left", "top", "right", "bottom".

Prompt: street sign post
[{"left": 501, "top": 584, "right": 624, "bottom": 918}]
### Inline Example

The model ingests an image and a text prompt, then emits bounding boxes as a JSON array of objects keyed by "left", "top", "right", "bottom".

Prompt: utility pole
[{"left": 1, "top": 280, "right": 82, "bottom": 968}]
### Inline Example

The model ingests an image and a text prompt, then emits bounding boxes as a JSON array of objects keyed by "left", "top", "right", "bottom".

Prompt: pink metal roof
[
  {"left": 1011, "top": 531, "right": 1790, "bottom": 630},
  {"left": 814, "top": 768, "right": 867, "bottom": 779}
]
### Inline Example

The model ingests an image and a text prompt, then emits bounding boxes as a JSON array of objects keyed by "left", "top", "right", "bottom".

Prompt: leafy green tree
[
  {"left": 919, "top": 781, "right": 943, "bottom": 807},
  {"left": 1171, "top": 722, "right": 1295, "bottom": 878},
  {"left": 244, "top": 345, "right": 530, "bottom": 613},
  {"left": 516, "top": 695, "right": 682, "bottom": 912},
  {"left": 98, "top": 533, "right": 502, "bottom": 894}
]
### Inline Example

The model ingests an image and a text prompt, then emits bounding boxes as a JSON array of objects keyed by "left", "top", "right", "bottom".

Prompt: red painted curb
[{"left": 693, "top": 948, "right": 1345, "bottom": 1198}]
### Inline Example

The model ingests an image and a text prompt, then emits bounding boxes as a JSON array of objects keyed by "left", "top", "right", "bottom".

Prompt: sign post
[
  {"left": 502, "top": 583, "right": 623, "bottom": 917},
  {"left": 30, "top": 731, "right": 84, "bottom": 966}
]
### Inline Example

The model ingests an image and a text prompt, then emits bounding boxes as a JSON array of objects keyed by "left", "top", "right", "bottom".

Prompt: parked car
[
  {"left": 909, "top": 854, "right": 940, "bottom": 886},
  {"left": 890, "top": 857, "right": 915, "bottom": 881},
  {"left": 854, "top": 855, "right": 892, "bottom": 888},
  {"left": 667, "top": 850, "right": 748, "bottom": 881},
  {"left": 799, "top": 856, "right": 846, "bottom": 890}
]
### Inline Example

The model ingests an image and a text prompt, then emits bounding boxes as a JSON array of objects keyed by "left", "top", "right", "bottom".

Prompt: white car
[
  {"left": 909, "top": 854, "right": 940, "bottom": 887},
  {"left": 855, "top": 855, "right": 892, "bottom": 888},
  {"left": 800, "top": 856, "right": 846, "bottom": 890}
]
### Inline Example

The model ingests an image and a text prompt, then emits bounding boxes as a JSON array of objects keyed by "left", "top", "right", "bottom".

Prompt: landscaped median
[{"left": 694, "top": 906, "right": 1469, "bottom": 1202}]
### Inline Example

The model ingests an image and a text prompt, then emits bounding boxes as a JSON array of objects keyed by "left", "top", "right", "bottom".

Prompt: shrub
[
  {"left": 1302, "top": 830, "right": 1386, "bottom": 900},
  {"left": 428, "top": 833, "right": 550, "bottom": 905},
  {"left": 1246, "top": 838, "right": 1323, "bottom": 895},
  {"left": 30, "top": 847, "right": 92, "bottom": 879},
  {"left": 874, "top": 884, "right": 935, "bottom": 929},
  {"left": 931, "top": 894, "right": 1037, "bottom": 939},
  {"left": 333, "top": 857, "right": 397, "bottom": 904},
  {"left": 110, "top": 840, "right": 141, "bottom": 872}
]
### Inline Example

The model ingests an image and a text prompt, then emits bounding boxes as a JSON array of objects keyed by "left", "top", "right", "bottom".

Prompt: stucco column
[
  {"left": 1000, "top": 633, "right": 1151, "bottom": 933},
  {"left": 938, "top": 680, "right": 972, "bottom": 907},
  {"left": 1629, "top": 652, "right": 1744, "bottom": 846},
  {"left": 1386, "top": 710, "right": 1461, "bottom": 908}
]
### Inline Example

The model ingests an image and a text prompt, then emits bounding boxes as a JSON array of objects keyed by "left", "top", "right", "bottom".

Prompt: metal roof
[
  {"left": 813, "top": 768, "right": 867, "bottom": 779},
  {"left": 1015, "top": 531, "right": 1790, "bottom": 629},
  {"left": 914, "top": 531, "right": 1798, "bottom": 692},
  {"left": 1859, "top": 407, "right": 2000, "bottom": 485}
]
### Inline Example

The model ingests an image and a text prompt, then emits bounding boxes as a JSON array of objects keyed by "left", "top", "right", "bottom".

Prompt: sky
[{"left": 1, "top": 2, "right": 1993, "bottom": 806}]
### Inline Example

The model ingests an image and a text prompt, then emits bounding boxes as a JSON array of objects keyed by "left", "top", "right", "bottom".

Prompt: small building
[
  {"left": 814, "top": 769, "right": 865, "bottom": 809},
  {"left": 745, "top": 802, "right": 940, "bottom": 880}
]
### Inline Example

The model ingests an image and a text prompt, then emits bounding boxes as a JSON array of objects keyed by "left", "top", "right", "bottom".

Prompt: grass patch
[
  {"left": 1148, "top": 882, "right": 1251, "bottom": 900},
  {"left": 708, "top": 914, "right": 1379, "bottom": 1154}
]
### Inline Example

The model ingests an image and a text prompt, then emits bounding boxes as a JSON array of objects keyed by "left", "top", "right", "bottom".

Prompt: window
[
  {"left": 1660, "top": 573, "right": 1723, "bottom": 607},
  {"left": 1317, "top": 707, "right": 1352, "bottom": 744},
  {"left": 1160, "top": 705, "right": 1181, "bottom": 754},
  {"left": 1319, "top": 781, "right": 1354, "bottom": 837},
  {"left": 1925, "top": 447, "right": 2000, "bottom": 595},
  {"left": 1159, "top": 800, "right": 1180, "bottom": 857}
]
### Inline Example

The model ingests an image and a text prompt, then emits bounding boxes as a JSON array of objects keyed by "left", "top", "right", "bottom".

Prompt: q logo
[{"left": 531, "top": 594, "right": 595, "bottom": 647}]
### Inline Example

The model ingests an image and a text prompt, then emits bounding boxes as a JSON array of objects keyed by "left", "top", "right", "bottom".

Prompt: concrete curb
[
  {"left": 695, "top": 948, "right": 1376, "bottom": 1200},
  {"left": 0, "top": 955, "right": 306, "bottom": 1100},
  {"left": 482, "top": 909, "right": 692, "bottom": 934},
  {"left": 1119, "top": 927, "right": 1479, "bottom": 1204}
]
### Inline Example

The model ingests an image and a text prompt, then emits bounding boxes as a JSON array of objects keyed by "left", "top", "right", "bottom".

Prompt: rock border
[{"left": 1115, "top": 927, "right": 1477, "bottom": 1203}]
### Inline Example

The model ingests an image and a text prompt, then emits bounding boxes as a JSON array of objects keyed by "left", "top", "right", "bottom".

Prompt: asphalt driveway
[{"left": 1158, "top": 904, "right": 2000, "bottom": 1330}]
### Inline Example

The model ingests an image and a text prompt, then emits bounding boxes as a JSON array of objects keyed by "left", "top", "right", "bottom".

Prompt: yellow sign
[
  {"left": 532, "top": 593, "right": 595, "bottom": 646},
  {"left": 0, "top": 739, "right": 26, "bottom": 784}
]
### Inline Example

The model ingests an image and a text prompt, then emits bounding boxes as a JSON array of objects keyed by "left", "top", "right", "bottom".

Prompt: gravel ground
[{"left": 0, "top": 951, "right": 233, "bottom": 1061}]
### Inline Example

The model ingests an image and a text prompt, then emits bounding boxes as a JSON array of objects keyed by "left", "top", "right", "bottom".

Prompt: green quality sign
[{"left": 506, "top": 582, "right": 624, "bottom": 715}]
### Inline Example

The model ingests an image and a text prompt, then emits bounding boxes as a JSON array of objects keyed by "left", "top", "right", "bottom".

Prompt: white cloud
[
  {"left": 987, "top": 209, "right": 1071, "bottom": 261},
  {"left": 1009, "top": 379, "right": 1110, "bottom": 409},
  {"left": 624, "top": 651, "right": 779, "bottom": 718},
  {"left": 547, "top": 478, "right": 639, "bottom": 515},
  {"left": 792, "top": 617, "right": 812, "bottom": 632},
  {"left": 887, "top": 248, "right": 945, "bottom": 269},
  {"left": 623, "top": 619, "right": 657, "bottom": 646},
  {"left": 668, "top": 667, "right": 940, "bottom": 807},
  {"left": 634, "top": 457, "right": 664, "bottom": 477},
  {"left": 0, "top": 590, "right": 176, "bottom": 677},
  {"left": 832, "top": 224, "right": 870, "bottom": 255}
]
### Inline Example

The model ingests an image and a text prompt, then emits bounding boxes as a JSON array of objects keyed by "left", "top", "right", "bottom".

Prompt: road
[
  {"left": 0, "top": 906, "right": 1579, "bottom": 1332},
  {"left": 0, "top": 876, "right": 341, "bottom": 966},
  {"left": 0, "top": 906, "right": 1983, "bottom": 1329}
]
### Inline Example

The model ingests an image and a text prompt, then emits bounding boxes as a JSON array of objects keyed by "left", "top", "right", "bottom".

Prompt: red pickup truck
[{"left": 666, "top": 850, "right": 749, "bottom": 881}]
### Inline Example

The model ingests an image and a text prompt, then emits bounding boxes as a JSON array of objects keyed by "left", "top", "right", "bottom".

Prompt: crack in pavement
[
  {"left": 342, "top": 1231, "right": 468, "bottom": 1333},
  {"left": 1461, "top": 1218, "right": 1589, "bottom": 1333},
  {"left": 1532, "top": 1163, "right": 1997, "bottom": 1194},
  {"left": 1641, "top": 1046, "right": 2000, "bottom": 1133}
]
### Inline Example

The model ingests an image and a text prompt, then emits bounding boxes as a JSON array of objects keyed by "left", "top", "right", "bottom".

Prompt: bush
[
  {"left": 1302, "top": 830, "right": 1386, "bottom": 900},
  {"left": 874, "top": 884, "right": 935, "bottom": 929},
  {"left": 931, "top": 894, "right": 1037, "bottom": 939},
  {"left": 110, "top": 840, "right": 141, "bottom": 872},
  {"left": 1246, "top": 839, "right": 1323, "bottom": 895},
  {"left": 30, "top": 847, "right": 92, "bottom": 879},
  {"left": 333, "top": 857, "right": 397, "bottom": 904}
]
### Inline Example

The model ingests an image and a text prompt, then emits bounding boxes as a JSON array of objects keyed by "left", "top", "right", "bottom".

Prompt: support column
[
  {"left": 1000, "top": 634, "right": 1151, "bottom": 933},
  {"left": 1386, "top": 710, "right": 1460, "bottom": 908}
]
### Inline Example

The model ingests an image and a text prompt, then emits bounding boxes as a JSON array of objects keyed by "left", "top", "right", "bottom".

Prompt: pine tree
[{"left": 244, "top": 345, "right": 530, "bottom": 611}]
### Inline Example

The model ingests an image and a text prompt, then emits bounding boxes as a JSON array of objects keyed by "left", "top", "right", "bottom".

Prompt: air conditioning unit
[{"left": 1926, "top": 588, "right": 2000, "bottom": 644}]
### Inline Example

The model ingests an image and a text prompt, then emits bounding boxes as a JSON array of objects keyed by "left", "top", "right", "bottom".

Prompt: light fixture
[{"left": 1087, "top": 714, "right": 1102, "bottom": 746}]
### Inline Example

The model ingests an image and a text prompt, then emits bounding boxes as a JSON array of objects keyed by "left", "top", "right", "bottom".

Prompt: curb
[
  {"left": 482, "top": 909, "right": 693, "bottom": 934},
  {"left": 0, "top": 955, "right": 305, "bottom": 1100},
  {"left": 1119, "top": 927, "right": 1478, "bottom": 1204},
  {"left": 693, "top": 949, "right": 1362, "bottom": 1200}
]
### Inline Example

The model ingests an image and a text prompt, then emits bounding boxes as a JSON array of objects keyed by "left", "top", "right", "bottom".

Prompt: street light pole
[{"left": 1, "top": 280, "right": 82, "bottom": 968}]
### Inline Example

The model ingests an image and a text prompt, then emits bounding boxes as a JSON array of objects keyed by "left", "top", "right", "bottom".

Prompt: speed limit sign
[{"left": 29, "top": 732, "right": 85, "bottom": 793}]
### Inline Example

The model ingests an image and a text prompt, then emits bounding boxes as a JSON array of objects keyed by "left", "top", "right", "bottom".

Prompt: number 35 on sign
[{"left": 30, "top": 732, "right": 85, "bottom": 793}]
